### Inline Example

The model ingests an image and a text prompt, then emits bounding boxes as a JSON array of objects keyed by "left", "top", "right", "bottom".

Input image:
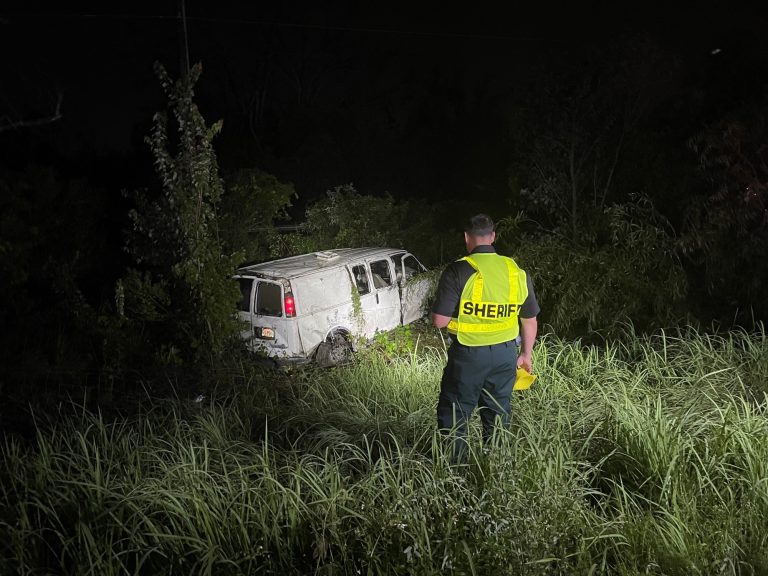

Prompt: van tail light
[{"left": 284, "top": 293, "right": 296, "bottom": 317}]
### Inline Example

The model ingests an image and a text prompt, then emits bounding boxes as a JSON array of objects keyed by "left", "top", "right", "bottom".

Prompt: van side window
[
  {"left": 256, "top": 282, "right": 282, "bottom": 316},
  {"left": 351, "top": 265, "right": 370, "bottom": 295},
  {"left": 370, "top": 259, "right": 392, "bottom": 288},
  {"left": 237, "top": 278, "right": 253, "bottom": 312}
]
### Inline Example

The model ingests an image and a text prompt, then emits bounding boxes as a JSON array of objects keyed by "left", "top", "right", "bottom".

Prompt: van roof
[{"left": 236, "top": 248, "right": 406, "bottom": 280}]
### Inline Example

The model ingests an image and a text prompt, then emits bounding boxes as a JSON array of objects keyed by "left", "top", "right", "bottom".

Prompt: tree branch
[{"left": 0, "top": 92, "right": 63, "bottom": 133}]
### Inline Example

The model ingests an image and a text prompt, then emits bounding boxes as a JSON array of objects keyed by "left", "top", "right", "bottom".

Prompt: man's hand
[
  {"left": 517, "top": 316, "right": 538, "bottom": 373},
  {"left": 517, "top": 352, "right": 533, "bottom": 373}
]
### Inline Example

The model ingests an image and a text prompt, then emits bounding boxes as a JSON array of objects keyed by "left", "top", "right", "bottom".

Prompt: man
[{"left": 431, "top": 213, "right": 539, "bottom": 461}]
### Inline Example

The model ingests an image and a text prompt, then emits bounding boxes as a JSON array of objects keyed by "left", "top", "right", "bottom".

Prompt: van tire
[{"left": 316, "top": 332, "right": 352, "bottom": 367}]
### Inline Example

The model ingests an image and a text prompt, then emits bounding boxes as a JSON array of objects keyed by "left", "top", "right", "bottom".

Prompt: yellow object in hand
[{"left": 514, "top": 367, "right": 537, "bottom": 390}]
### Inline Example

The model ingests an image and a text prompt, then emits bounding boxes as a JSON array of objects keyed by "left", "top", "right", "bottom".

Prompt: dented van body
[{"left": 234, "top": 248, "right": 432, "bottom": 365}]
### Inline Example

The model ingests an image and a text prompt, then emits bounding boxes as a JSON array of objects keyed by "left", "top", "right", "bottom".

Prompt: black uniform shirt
[{"left": 431, "top": 245, "right": 540, "bottom": 319}]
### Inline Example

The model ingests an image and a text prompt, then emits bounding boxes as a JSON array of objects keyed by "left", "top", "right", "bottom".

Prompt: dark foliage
[{"left": 115, "top": 62, "right": 242, "bottom": 368}]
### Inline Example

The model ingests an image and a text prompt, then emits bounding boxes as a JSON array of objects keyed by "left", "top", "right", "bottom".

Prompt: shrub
[{"left": 497, "top": 195, "right": 688, "bottom": 338}]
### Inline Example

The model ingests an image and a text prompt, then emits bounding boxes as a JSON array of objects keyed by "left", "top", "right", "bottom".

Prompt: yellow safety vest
[{"left": 447, "top": 253, "right": 528, "bottom": 346}]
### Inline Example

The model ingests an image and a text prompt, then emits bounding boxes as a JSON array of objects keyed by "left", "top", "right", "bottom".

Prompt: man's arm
[
  {"left": 517, "top": 316, "right": 538, "bottom": 372},
  {"left": 431, "top": 264, "right": 460, "bottom": 329},
  {"left": 431, "top": 312, "right": 451, "bottom": 329}
]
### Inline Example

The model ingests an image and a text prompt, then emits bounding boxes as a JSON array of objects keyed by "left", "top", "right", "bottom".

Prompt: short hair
[{"left": 464, "top": 213, "right": 495, "bottom": 237}]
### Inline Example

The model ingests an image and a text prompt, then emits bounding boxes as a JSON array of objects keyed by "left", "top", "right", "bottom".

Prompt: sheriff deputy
[{"left": 431, "top": 213, "right": 540, "bottom": 461}]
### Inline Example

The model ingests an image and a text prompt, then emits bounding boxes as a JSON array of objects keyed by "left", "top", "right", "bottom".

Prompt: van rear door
[
  {"left": 251, "top": 279, "right": 300, "bottom": 358},
  {"left": 236, "top": 277, "right": 256, "bottom": 342}
]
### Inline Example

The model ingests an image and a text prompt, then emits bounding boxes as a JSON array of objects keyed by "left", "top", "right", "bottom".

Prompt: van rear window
[{"left": 256, "top": 282, "right": 283, "bottom": 316}]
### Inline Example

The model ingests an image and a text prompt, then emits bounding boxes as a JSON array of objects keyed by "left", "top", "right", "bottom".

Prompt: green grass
[{"left": 2, "top": 326, "right": 768, "bottom": 574}]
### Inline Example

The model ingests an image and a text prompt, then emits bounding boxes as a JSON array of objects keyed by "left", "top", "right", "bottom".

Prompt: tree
[
  {"left": 0, "top": 92, "right": 62, "bottom": 132},
  {"left": 120, "top": 62, "right": 241, "bottom": 365},
  {"left": 303, "top": 184, "right": 409, "bottom": 249},
  {"left": 0, "top": 167, "right": 110, "bottom": 369},
  {"left": 682, "top": 110, "right": 768, "bottom": 324},
  {"left": 0, "top": 18, "right": 63, "bottom": 133},
  {"left": 218, "top": 168, "right": 297, "bottom": 262},
  {"left": 509, "top": 37, "right": 682, "bottom": 241},
  {"left": 498, "top": 37, "right": 696, "bottom": 336},
  {"left": 497, "top": 195, "right": 688, "bottom": 338}
]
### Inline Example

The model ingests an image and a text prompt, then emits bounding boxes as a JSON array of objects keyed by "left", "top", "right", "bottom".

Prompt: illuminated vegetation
[{"left": 2, "top": 325, "right": 768, "bottom": 574}]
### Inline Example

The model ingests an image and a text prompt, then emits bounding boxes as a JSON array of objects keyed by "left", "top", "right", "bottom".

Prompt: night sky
[{"left": 1, "top": 3, "right": 766, "bottom": 208}]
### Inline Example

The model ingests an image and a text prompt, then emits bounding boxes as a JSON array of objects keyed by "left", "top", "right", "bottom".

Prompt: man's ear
[
  {"left": 464, "top": 232, "right": 470, "bottom": 244},
  {"left": 490, "top": 231, "right": 496, "bottom": 243}
]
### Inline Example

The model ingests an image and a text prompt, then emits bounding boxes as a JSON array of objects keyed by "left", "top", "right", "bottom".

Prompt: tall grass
[{"left": 2, "top": 326, "right": 768, "bottom": 574}]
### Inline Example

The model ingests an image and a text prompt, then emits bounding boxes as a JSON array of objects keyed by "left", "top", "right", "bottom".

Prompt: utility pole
[{"left": 179, "top": 0, "right": 190, "bottom": 77}]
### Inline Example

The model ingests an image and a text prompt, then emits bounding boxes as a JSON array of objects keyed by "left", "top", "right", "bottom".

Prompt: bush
[
  {"left": 285, "top": 184, "right": 454, "bottom": 267},
  {"left": 497, "top": 195, "right": 688, "bottom": 338},
  {"left": 218, "top": 168, "right": 297, "bottom": 262}
]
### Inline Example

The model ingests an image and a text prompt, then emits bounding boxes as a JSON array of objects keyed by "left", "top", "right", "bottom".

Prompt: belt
[{"left": 451, "top": 339, "right": 515, "bottom": 349}]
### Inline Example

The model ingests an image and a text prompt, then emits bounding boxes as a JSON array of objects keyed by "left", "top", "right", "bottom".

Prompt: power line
[{"left": 10, "top": 12, "right": 547, "bottom": 42}]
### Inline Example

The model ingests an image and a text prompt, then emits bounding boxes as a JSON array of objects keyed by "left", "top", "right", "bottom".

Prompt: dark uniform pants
[{"left": 437, "top": 339, "right": 517, "bottom": 461}]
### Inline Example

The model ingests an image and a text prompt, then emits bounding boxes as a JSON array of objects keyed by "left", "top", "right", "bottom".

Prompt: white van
[{"left": 234, "top": 248, "right": 433, "bottom": 365}]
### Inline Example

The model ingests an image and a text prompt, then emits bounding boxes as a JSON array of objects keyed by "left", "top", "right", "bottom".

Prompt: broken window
[
  {"left": 351, "top": 264, "right": 370, "bottom": 295},
  {"left": 370, "top": 259, "right": 392, "bottom": 288},
  {"left": 237, "top": 278, "right": 253, "bottom": 312},
  {"left": 402, "top": 255, "right": 424, "bottom": 281}
]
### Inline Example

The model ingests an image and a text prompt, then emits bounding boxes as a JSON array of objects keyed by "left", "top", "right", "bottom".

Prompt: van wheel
[
  {"left": 327, "top": 332, "right": 352, "bottom": 365},
  {"left": 316, "top": 332, "right": 352, "bottom": 367}
]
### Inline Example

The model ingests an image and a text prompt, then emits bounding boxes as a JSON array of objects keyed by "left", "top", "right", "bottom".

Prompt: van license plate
[{"left": 259, "top": 327, "right": 275, "bottom": 339}]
